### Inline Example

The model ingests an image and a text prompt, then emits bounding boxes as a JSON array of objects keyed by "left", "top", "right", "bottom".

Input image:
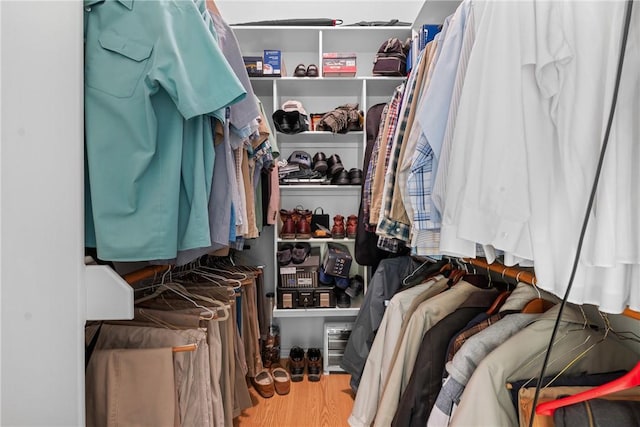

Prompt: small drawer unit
[{"left": 323, "top": 322, "right": 354, "bottom": 374}]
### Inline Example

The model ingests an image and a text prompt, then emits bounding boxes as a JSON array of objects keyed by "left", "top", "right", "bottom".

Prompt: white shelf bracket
[{"left": 85, "top": 264, "right": 134, "bottom": 320}]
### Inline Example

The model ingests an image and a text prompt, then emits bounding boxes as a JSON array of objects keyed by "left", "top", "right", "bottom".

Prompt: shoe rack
[{"left": 232, "top": 24, "right": 412, "bottom": 353}]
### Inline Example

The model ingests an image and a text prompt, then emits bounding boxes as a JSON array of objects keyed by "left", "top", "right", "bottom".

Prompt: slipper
[
  {"left": 271, "top": 366, "right": 291, "bottom": 395},
  {"left": 294, "top": 63, "right": 307, "bottom": 77},
  {"left": 306, "top": 64, "right": 319, "bottom": 77}
]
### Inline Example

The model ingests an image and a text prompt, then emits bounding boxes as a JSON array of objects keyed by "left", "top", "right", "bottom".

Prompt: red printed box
[{"left": 322, "top": 52, "right": 357, "bottom": 77}]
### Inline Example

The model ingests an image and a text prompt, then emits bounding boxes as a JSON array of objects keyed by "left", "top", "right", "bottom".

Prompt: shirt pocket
[{"left": 85, "top": 31, "right": 152, "bottom": 98}]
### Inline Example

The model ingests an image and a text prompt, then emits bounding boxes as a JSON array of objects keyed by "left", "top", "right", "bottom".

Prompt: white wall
[
  {"left": 216, "top": 0, "right": 423, "bottom": 26},
  {"left": 1, "top": 1, "right": 86, "bottom": 425}
]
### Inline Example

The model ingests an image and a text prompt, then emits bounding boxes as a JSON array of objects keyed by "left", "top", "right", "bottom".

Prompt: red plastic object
[{"left": 535, "top": 361, "right": 640, "bottom": 416}]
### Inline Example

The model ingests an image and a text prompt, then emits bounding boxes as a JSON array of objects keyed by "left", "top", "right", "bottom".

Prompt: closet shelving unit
[{"left": 233, "top": 25, "right": 412, "bottom": 321}]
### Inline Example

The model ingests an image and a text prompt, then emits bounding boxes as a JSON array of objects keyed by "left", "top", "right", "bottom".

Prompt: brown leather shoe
[
  {"left": 306, "top": 348, "right": 322, "bottom": 382},
  {"left": 288, "top": 346, "right": 305, "bottom": 382},
  {"left": 271, "top": 366, "right": 291, "bottom": 395},
  {"left": 280, "top": 209, "right": 296, "bottom": 239},
  {"left": 251, "top": 369, "right": 275, "bottom": 398},
  {"left": 331, "top": 214, "right": 345, "bottom": 239},
  {"left": 295, "top": 208, "right": 313, "bottom": 239},
  {"left": 346, "top": 214, "right": 358, "bottom": 239}
]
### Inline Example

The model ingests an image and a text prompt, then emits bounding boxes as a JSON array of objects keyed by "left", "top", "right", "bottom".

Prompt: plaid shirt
[
  {"left": 363, "top": 104, "right": 389, "bottom": 232},
  {"left": 377, "top": 58, "right": 423, "bottom": 242},
  {"left": 446, "top": 312, "right": 507, "bottom": 362},
  {"left": 369, "top": 83, "right": 405, "bottom": 229}
]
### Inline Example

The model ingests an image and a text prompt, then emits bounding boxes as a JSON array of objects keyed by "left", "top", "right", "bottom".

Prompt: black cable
[{"left": 528, "top": 2, "right": 634, "bottom": 426}]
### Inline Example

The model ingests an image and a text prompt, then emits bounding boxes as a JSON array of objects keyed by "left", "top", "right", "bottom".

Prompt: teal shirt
[{"left": 84, "top": 0, "right": 246, "bottom": 261}]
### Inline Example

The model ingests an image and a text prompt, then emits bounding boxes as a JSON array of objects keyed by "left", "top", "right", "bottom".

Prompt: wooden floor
[{"left": 234, "top": 373, "right": 355, "bottom": 427}]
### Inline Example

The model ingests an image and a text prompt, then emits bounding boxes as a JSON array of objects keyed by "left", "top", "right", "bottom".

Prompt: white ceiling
[{"left": 215, "top": 0, "right": 425, "bottom": 26}]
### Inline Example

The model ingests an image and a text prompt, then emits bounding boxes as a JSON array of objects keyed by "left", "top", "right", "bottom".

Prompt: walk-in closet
[{"left": 1, "top": 1, "right": 639, "bottom": 426}]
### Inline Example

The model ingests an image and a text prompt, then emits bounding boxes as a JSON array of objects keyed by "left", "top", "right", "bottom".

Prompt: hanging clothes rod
[
  {"left": 123, "top": 265, "right": 172, "bottom": 285},
  {"left": 458, "top": 257, "right": 640, "bottom": 320}
]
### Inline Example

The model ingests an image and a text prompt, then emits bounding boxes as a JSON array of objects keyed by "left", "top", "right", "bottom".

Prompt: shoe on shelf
[
  {"left": 294, "top": 63, "right": 307, "bottom": 77},
  {"left": 288, "top": 346, "right": 306, "bottom": 382},
  {"left": 251, "top": 369, "right": 275, "bottom": 398},
  {"left": 280, "top": 209, "right": 296, "bottom": 239},
  {"left": 331, "top": 169, "right": 350, "bottom": 185},
  {"left": 345, "top": 274, "right": 364, "bottom": 299},
  {"left": 348, "top": 168, "right": 363, "bottom": 185},
  {"left": 295, "top": 207, "right": 313, "bottom": 239},
  {"left": 331, "top": 214, "right": 345, "bottom": 239},
  {"left": 291, "top": 242, "right": 311, "bottom": 264},
  {"left": 271, "top": 366, "right": 291, "bottom": 395},
  {"left": 277, "top": 243, "right": 294, "bottom": 266},
  {"left": 306, "top": 64, "right": 319, "bottom": 77},
  {"left": 346, "top": 214, "right": 358, "bottom": 239},
  {"left": 306, "top": 348, "right": 322, "bottom": 382},
  {"left": 312, "top": 152, "right": 328, "bottom": 174},
  {"left": 336, "top": 288, "right": 351, "bottom": 308},
  {"left": 327, "top": 154, "right": 345, "bottom": 177}
]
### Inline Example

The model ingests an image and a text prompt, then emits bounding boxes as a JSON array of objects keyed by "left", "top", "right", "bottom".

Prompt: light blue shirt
[
  {"left": 412, "top": 1, "right": 472, "bottom": 226},
  {"left": 84, "top": 0, "right": 246, "bottom": 261}
]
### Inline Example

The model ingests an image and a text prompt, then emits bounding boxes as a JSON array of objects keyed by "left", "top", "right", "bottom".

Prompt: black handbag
[{"left": 311, "top": 207, "right": 330, "bottom": 234}]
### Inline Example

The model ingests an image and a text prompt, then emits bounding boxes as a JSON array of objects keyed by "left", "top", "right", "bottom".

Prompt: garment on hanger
[
  {"left": 391, "top": 289, "right": 499, "bottom": 427},
  {"left": 427, "top": 312, "right": 539, "bottom": 427},
  {"left": 371, "top": 282, "right": 497, "bottom": 427},
  {"left": 84, "top": 0, "right": 246, "bottom": 262},
  {"left": 86, "top": 347, "right": 178, "bottom": 427},
  {"left": 449, "top": 305, "right": 639, "bottom": 426},
  {"left": 341, "top": 256, "right": 430, "bottom": 391},
  {"left": 350, "top": 276, "right": 448, "bottom": 426}
]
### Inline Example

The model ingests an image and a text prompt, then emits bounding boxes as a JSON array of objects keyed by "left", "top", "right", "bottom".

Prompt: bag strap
[{"left": 314, "top": 207, "right": 325, "bottom": 214}]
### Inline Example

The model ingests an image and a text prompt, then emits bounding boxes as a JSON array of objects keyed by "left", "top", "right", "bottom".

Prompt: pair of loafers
[
  {"left": 251, "top": 366, "right": 291, "bottom": 398},
  {"left": 277, "top": 242, "right": 311, "bottom": 266},
  {"left": 294, "top": 63, "right": 319, "bottom": 77},
  {"left": 331, "top": 168, "right": 363, "bottom": 185}
]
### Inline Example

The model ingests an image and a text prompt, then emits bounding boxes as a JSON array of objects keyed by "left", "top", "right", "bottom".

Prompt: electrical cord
[{"left": 527, "top": 1, "right": 635, "bottom": 426}]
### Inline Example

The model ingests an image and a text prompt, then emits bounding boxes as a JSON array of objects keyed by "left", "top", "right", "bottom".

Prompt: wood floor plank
[{"left": 234, "top": 373, "right": 355, "bottom": 427}]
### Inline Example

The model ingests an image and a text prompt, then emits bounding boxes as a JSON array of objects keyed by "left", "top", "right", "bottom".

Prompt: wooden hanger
[
  {"left": 521, "top": 277, "right": 555, "bottom": 314},
  {"left": 486, "top": 290, "right": 511, "bottom": 315}
]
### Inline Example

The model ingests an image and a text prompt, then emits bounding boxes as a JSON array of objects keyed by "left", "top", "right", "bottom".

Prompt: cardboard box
[
  {"left": 243, "top": 56, "right": 263, "bottom": 77},
  {"left": 263, "top": 50, "right": 282, "bottom": 76},
  {"left": 322, "top": 52, "right": 357, "bottom": 77},
  {"left": 322, "top": 242, "right": 352, "bottom": 278},
  {"left": 279, "top": 247, "right": 320, "bottom": 288}
]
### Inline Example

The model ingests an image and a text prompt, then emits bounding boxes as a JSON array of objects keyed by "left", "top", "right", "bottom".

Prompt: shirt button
[
  {"left": 85, "top": 7, "right": 91, "bottom": 11},
  {"left": 396, "top": 228, "right": 401, "bottom": 232}
]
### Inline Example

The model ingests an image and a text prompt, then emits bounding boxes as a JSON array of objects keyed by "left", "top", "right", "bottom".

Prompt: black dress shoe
[
  {"left": 348, "top": 168, "right": 363, "bottom": 185},
  {"left": 331, "top": 169, "right": 350, "bottom": 185},
  {"left": 313, "top": 152, "right": 328, "bottom": 174},
  {"left": 336, "top": 288, "right": 351, "bottom": 308},
  {"left": 327, "top": 154, "right": 344, "bottom": 177}
]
